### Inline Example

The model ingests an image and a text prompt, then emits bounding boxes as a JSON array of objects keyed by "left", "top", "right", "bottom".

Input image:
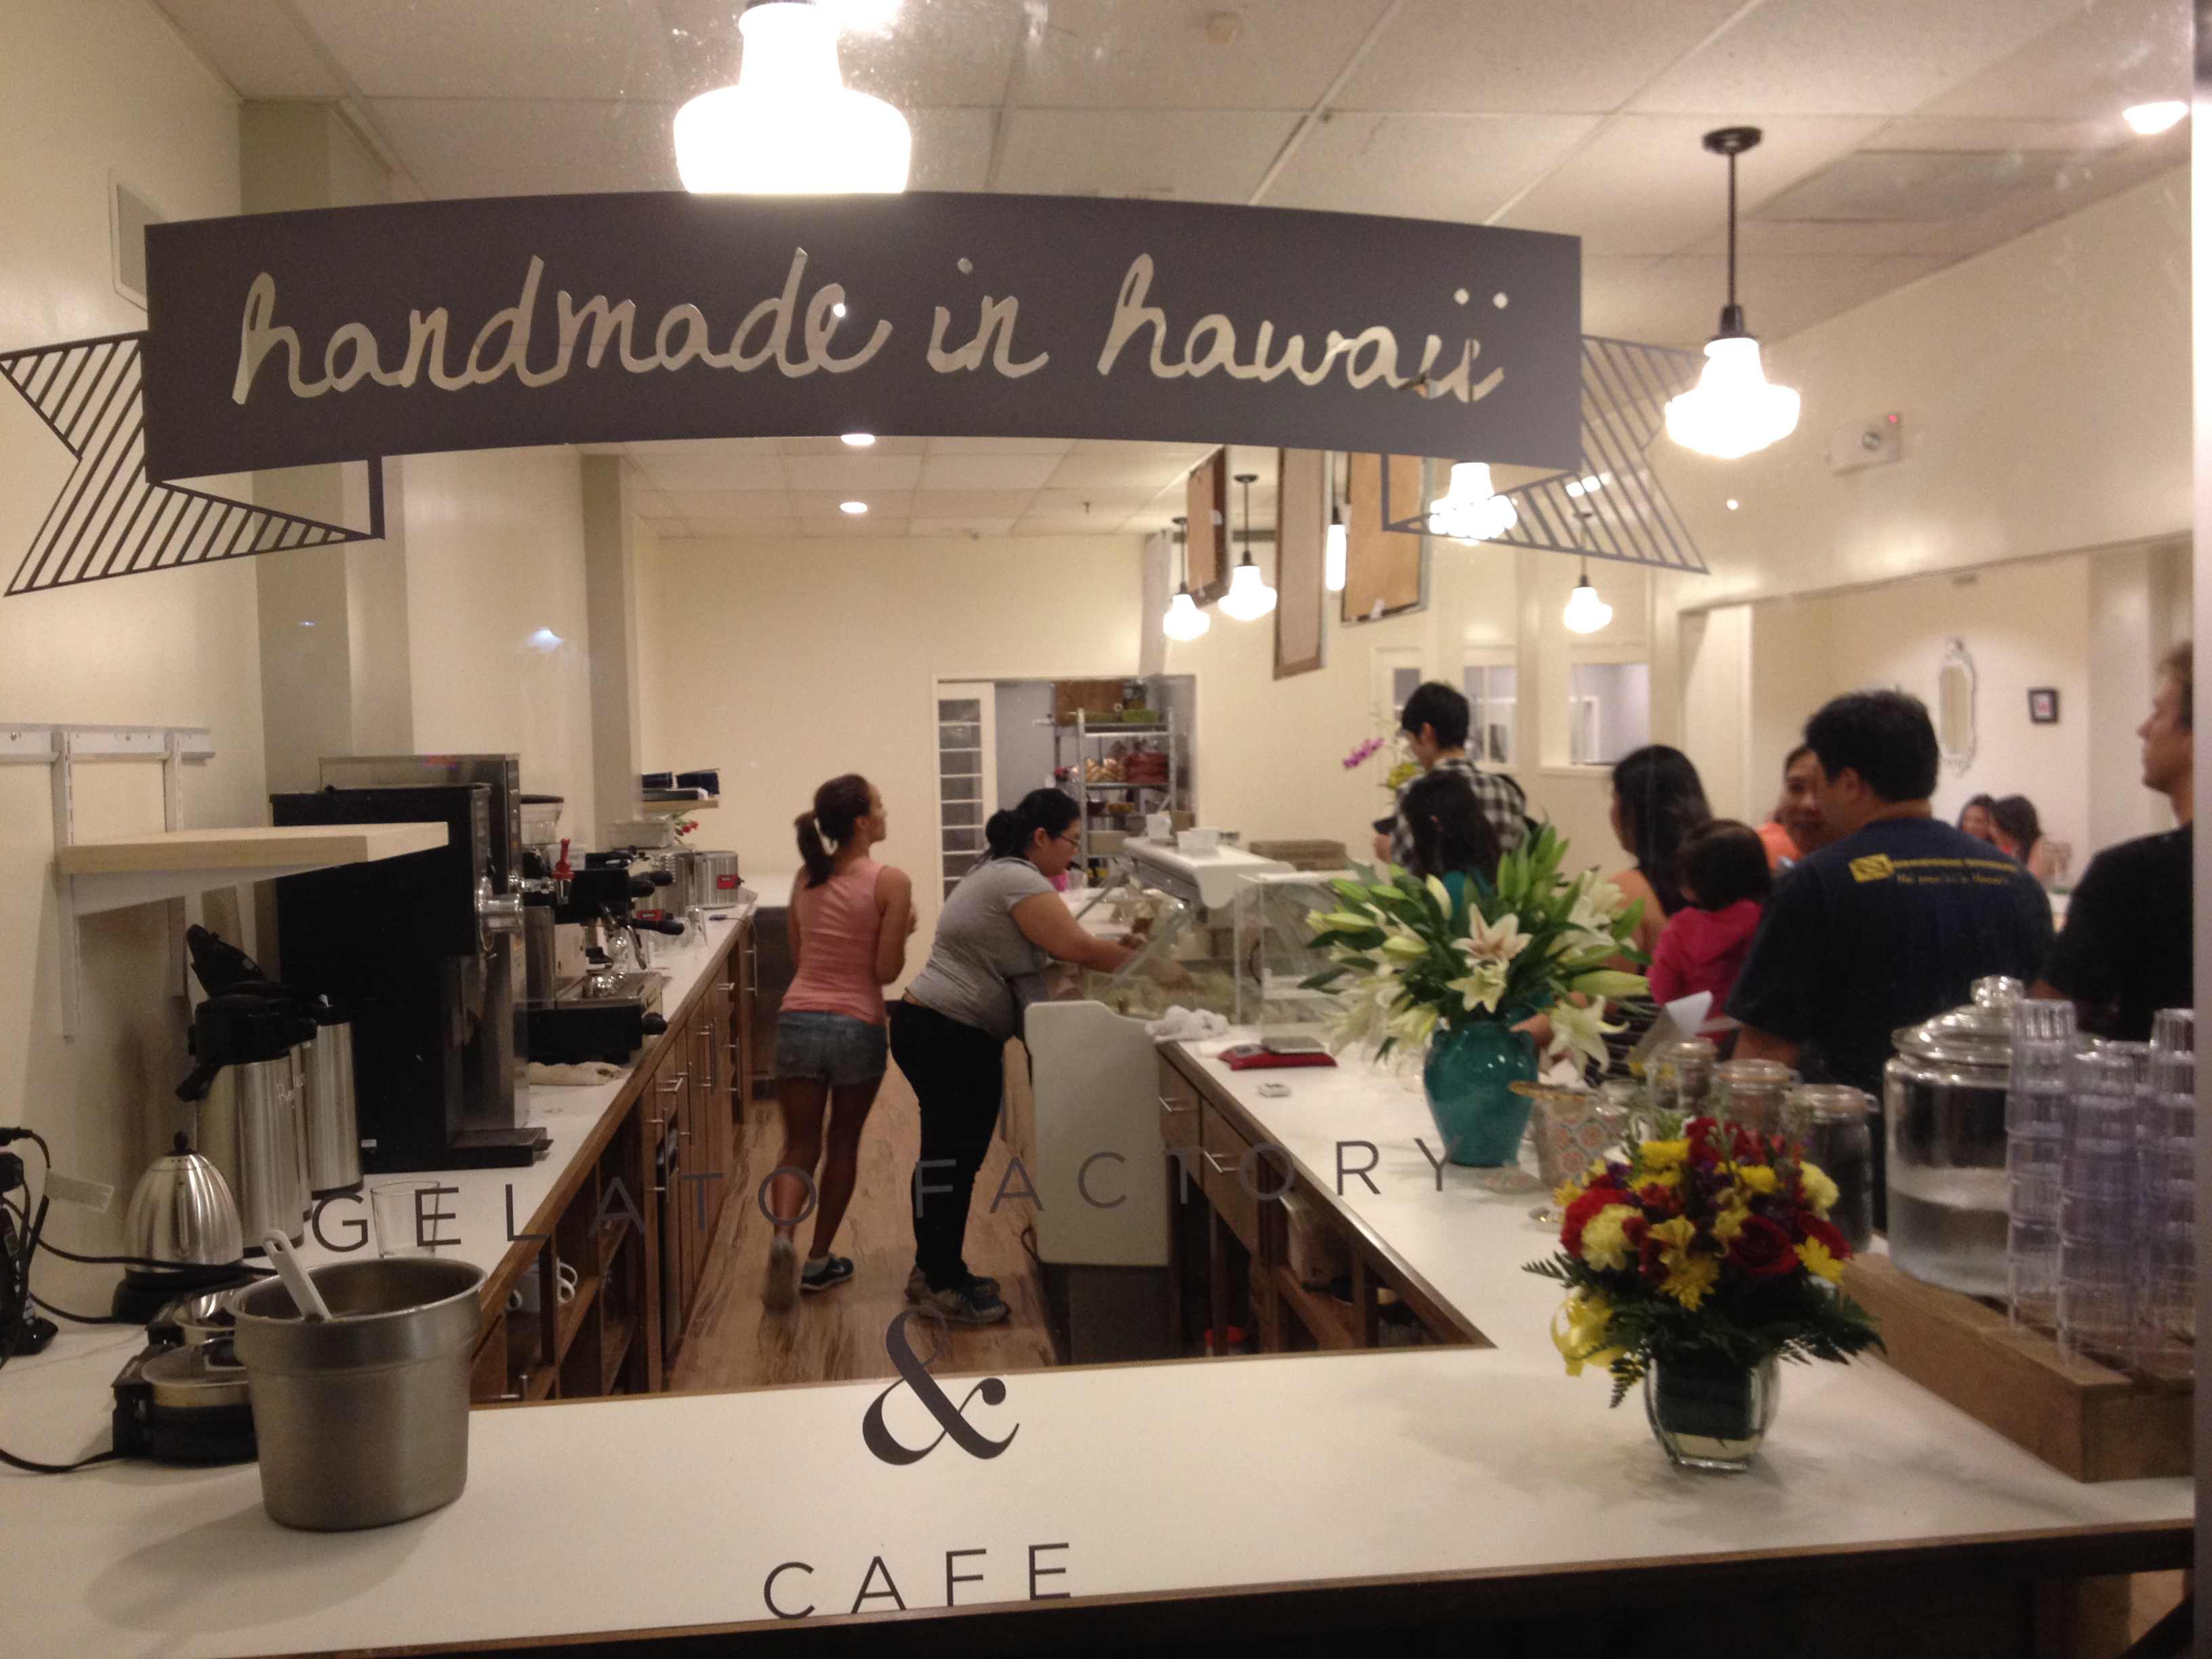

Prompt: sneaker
[
  {"left": 764, "top": 1235, "right": 799, "bottom": 1311},
  {"left": 800, "top": 1254, "right": 854, "bottom": 1294},
  {"left": 926, "top": 1281, "right": 1009, "bottom": 1326},
  {"left": 905, "top": 1265, "right": 1000, "bottom": 1303}
]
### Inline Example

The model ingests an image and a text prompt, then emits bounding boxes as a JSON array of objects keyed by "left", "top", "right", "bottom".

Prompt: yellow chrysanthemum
[
  {"left": 1636, "top": 1165, "right": 1683, "bottom": 1191},
  {"left": 1553, "top": 1178, "right": 1586, "bottom": 1210},
  {"left": 1645, "top": 1214, "right": 1698, "bottom": 1267},
  {"left": 1577, "top": 1204, "right": 1641, "bottom": 1272},
  {"left": 1799, "top": 1161, "right": 1839, "bottom": 1218},
  {"left": 1639, "top": 1139, "right": 1689, "bottom": 1171},
  {"left": 1711, "top": 1202, "right": 1748, "bottom": 1244},
  {"left": 1737, "top": 1165, "right": 1779, "bottom": 1195},
  {"left": 1660, "top": 1252, "right": 1719, "bottom": 1309},
  {"left": 1797, "top": 1238, "right": 1845, "bottom": 1284},
  {"left": 1550, "top": 1291, "right": 1624, "bottom": 1378}
]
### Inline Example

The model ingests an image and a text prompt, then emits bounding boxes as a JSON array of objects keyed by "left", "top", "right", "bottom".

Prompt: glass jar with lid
[{"left": 1783, "top": 1084, "right": 1875, "bottom": 1252}]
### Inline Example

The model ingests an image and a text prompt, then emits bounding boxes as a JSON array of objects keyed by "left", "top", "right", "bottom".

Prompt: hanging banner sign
[{"left": 137, "top": 190, "right": 1579, "bottom": 484}]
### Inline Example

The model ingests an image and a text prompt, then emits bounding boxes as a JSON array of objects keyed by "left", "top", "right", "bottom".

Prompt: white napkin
[{"left": 1145, "top": 1006, "right": 1229, "bottom": 1042}]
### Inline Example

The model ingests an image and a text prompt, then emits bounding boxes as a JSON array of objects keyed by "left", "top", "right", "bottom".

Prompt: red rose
[
  {"left": 1561, "top": 1187, "right": 1620, "bottom": 1256},
  {"left": 1635, "top": 1182, "right": 1681, "bottom": 1215},
  {"left": 1727, "top": 1214, "right": 1797, "bottom": 1277},
  {"left": 1799, "top": 1214, "right": 1851, "bottom": 1261}
]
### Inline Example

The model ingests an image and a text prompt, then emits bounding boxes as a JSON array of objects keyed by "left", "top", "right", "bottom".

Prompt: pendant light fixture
[
  {"left": 1161, "top": 515, "right": 1210, "bottom": 641},
  {"left": 1562, "top": 509, "right": 1612, "bottom": 634},
  {"left": 1218, "top": 472, "right": 1277, "bottom": 621},
  {"left": 1425, "top": 459, "right": 1517, "bottom": 544},
  {"left": 1323, "top": 452, "right": 1347, "bottom": 593},
  {"left": 674, "top": 1, "right": 912, "bottom": 194},
  {"left": 1664, "top": 127, "right": 1801, "bottom": 460}
]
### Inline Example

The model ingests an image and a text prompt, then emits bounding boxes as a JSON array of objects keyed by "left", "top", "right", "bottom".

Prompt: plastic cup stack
[
  {"left": 2056, "top": 1041, "right": 2148, "bottom": 1367},
  {"left": 2135, "top": 1010, "right": 2195, "bottom": 1381},
  {"left": 2005, "top": 1000, "right": 2073, "bottom": 1332}
]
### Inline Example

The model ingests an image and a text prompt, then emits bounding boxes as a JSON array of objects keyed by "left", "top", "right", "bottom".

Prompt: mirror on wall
[{"left": 1936, "top": 637, "right": 1977, "bottom": 774}]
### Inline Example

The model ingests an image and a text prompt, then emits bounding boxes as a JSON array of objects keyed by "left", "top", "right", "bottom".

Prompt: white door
[{"left": 934, "top": 680, "right": 998, "bottom": 901}]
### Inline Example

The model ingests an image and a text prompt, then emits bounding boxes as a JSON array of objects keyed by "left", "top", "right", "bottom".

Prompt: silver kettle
[{"left": 111, "top": 1133, "right": 249, "bottom": 1324}]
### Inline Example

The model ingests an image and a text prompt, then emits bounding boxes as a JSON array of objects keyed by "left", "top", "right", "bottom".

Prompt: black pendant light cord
[{"left": 1726, "top": 148, "right": 1738, "bottom": 312}]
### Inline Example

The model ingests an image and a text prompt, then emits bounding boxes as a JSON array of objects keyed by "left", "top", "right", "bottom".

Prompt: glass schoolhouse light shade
[
  {"left": 1425, "top": 461, "right": 1517, "bottom": 544},
  {"left": 674, "top": 2, "right": 913, "bottom": 194},
  {"left": 1162, "top": 588, "right": 1211, "bottom": 640},
  {"left": 1324, "top": 514, "right": 1347, "bottom": 592},
  {"left": 1218, "top": 557, "right": 1277, "bottom": 621},
  {"left": 1664, "top": 333, "right": 1800, "bottom": 460},
  {"left": 1562, "top": 576, "right": 1612, "bottom": 634}
]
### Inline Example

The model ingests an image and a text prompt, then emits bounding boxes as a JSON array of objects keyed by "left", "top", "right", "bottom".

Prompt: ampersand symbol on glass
[{"left": 860, "top": 1310, "right": 1018, "bottom": 1465}]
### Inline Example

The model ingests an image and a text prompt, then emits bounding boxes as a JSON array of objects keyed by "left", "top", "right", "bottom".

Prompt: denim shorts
[{"left": 775, "top": 1010, "right": 888, "bottom": 1086}]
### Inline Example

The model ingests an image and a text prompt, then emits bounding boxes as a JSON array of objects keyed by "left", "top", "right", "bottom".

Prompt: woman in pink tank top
[{"left": 763, "top": 774, "right": 915, "bottom": 1310}]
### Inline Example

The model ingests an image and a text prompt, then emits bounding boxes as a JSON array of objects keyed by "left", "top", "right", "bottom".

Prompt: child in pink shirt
[{"left": 1649, "top": 820, "right": 1771, "bottom": 1010}]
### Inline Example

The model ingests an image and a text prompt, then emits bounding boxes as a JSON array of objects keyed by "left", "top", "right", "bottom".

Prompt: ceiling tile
[
  {"left": 908, "top": 107, "right": 999, "bottom": 192},
  {"left": 994, "top": 110, "right": 1303, "bottom": 203},
  {"left": 367, "top": 98, "right": 680, "bottom": 197},
  {"left": 1045, "top": 447, "right": 1209, "bottom": 490},
  {"left": 635, "top": 489, "right": 796, "bottom": 520},
  {"left": 1900, "top": 132, "right": 2187, "bottom": 259},
  {"left": 919, "top": 453, "right": 1065, "bottom": 491},
  {"left": 636, "top": 455, "right": 788, "bottom": 491},
  {"left": 1629, "top": 0, "right": 2085, "bottom": 119},
  {"left": 1916, "top": 0, "right": 2189, "bottom": 122},
  {"left": 1684, "top": 219, "right": 1938, "bottom": 257},
  {"left": 789, "top": 489, "right": 916, "bottom": 517},
  {"left": 1866, "top": 115, "right": 2129, "bottom": 152},
  {"left": 1026, "top": 488, "right": 1159, "bottom": 518},
  {"left": 778, "top": 436, "right": 929, "bottom": 455},
  {"left": 674, "top": 516, "right": 798, "bottom": 539},
  {"left": 779, "top": 453, "right": 926, "bottom": 491},
  {"left": 634, "top": 437, "right": 784, "bottom": 459},
  {"left": 908, "top": 489, "right": 1039, "bottom": 516},
  {"left": 1012, "top": 514, "right": 1130, "bottom": 535},
  {"left": 925, "top": 436, "right": 1075, "bottom": 455},
  {"left": 1340, "top": 0, "right": 1749, "bottom": 114},
  {"left": 799, "top": 515, "right": 915, "bottom": 537},
  {"left": 153, "top": 0, "right": 348, "bottom": 98},
  {"left": 1493, "top": 115, "right": 1885, "bottom": 255},
  {"left": 1265, "top": 113, "right": 1600, "bottom": 222},
  {"left": 295, "top": 0, "right": 682, "bottom": 100},
  {"left": 1594, "top": 252, "right": 1951, "bottom": 350},
  {"left": 1012, "top": 1, "right": 1395, "bottom": 110},
  {"left": 1758, "top": 150, "right": 2085, "bottom": 222},
  {"left": 835, "top": 0, "right": 1028, "bottom": 109},
  {"left": 911, "top": 518, "right": 1019, "bottom": 537}
]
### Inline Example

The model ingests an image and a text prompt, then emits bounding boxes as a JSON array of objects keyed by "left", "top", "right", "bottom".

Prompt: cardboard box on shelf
[{"left": 1054, "top": 679, "right": 1125, "bottom": 725}]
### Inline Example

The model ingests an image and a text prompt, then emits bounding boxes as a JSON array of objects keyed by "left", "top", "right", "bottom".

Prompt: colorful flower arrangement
[
  {"left": 1525, "top": 1114, "right": 1882, "bottom": 1404},
  {"left": 1302, "top": 825, "right": 1649, "bottom": 1067}
]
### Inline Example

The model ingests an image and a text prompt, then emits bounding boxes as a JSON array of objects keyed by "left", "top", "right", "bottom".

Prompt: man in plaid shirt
[{"left": 1385, "top": 682, "right": 1526, "bottom": 869}]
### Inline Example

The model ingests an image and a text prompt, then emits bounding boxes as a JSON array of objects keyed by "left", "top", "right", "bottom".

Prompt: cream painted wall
[
  {"left": 638, "top": 534, "right": 1145, "bottom": 942},
  {"left": 0, "top": 0, "right": 251, "bottom": 1303},
  {"left": 402, "top": 447, "right": 598, "bottom": 836}
]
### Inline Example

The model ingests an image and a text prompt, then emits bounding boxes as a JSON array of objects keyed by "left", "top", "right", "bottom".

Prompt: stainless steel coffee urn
[
  {"left": 178, "top": 994, "right": 314, "bottom": 1252},
  {"left": 302, "top": 1000, "right": 362, "bottom": 1197}
]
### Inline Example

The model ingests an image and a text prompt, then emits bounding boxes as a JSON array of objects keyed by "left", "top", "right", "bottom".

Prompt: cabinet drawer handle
[
  {"left": 1158, "top": 1094, "right": 1197, "bottom": 1115},
  {"left": 714, "top": 981, "right": 736, "bottom": 992},
  {"left": 661, "top": 1072, "right": 689, "bottom": 1092},
  {"left": 1202, "top": 1151, "right": 1238, "bottom": 1176}
]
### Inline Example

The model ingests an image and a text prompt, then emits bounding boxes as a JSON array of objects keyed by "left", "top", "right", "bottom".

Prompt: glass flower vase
[
  {"left": 1422, "top": 1021, "right": 1537, "bottom": 1166},
  {"left": 1643, "top": 1353, "right": 1780, "bottom": 1472}
]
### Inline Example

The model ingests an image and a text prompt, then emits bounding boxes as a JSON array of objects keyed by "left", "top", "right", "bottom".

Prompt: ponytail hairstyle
[
  {"left": 795, "top": 773, "right": 874, "bottom": 888},
  {"left": 982, "top": 787, "right": 1081, "bottom": 863}
]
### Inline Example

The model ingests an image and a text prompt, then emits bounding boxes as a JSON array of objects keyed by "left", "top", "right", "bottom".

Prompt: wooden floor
[{"left": 670, "top": 1061, "right": 1060, "bottom": 1392}]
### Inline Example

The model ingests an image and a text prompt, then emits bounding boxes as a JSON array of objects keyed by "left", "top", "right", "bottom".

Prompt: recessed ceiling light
[
  {"left": 1725, "top": 499, "right": 1740, "bottom": 511},
  {"left": 841, "top": 432, "right": 876, "bottom": 447},
  {"left": 840, "top": 500, "right": 868, "bottom": 515},
  {"left": 2124, "top": 101, "right": 2187, "bottom": 136}
]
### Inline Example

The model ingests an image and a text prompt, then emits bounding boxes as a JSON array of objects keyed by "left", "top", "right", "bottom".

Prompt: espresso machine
[
  {"left": 270, "top": 754, "right": 545, "bottom": 1171},
  {"left": 522, "top": 851, "right": 676, "bottom": 1065}
]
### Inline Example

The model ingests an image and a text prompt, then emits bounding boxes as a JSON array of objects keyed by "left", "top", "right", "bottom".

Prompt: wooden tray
[{"left": 1841, "top": 1254, "right": 2190, "bottom": 1483}]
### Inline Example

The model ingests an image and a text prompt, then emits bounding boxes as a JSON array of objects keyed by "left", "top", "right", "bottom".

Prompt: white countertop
[{"left": 0, "top": 1015, "right": 2189, "bottom": 1658}]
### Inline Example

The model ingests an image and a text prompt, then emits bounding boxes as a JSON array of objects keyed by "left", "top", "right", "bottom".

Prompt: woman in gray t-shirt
[{"left": 893, "top": 788, "right": 1179, "bottom": 1325}]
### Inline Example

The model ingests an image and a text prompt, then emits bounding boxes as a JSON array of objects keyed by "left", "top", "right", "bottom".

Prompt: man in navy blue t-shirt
[{"left": 1728, "top": 692, "right": 2053, "bottom": 1220}]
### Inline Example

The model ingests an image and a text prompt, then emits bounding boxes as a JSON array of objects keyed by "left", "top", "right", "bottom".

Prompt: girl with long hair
[
  {"left": 762, "top": 774, "right": 915, "bottom": 1311},
  {"left": 1607, "top": 744, "right": 1712, "bottom": 959}
]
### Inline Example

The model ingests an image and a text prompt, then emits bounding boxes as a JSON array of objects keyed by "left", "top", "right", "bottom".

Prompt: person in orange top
[{"left": 763, "top": 773, "right": 916, "bottom": 1311}]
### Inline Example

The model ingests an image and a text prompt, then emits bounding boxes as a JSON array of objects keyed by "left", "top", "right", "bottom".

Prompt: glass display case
[
  {"left": 1073, "top": 838, "right": 1293, "bottom": 1021},
  {"left": 1232, "top": 870, "right": 1360, "bottom": 1028}
]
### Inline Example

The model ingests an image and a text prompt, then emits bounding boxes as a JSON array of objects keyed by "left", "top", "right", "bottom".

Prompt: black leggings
[{"left": 888, "top": 1000, "right": 1004, "bottom": 1292}]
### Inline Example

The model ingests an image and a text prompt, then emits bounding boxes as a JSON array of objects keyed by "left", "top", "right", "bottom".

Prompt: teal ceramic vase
[{"left": 1422, "top": 1021, "right": 1538, "bottom": 1166}]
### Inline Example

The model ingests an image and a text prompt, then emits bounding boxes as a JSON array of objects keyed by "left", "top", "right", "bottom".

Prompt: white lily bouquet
[{"left": 1300, "top": 826, "right": 1652, "bottom": 1070}]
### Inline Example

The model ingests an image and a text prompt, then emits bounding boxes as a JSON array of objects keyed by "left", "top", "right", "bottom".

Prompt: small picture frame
[{"left": 2028, "top": 687, "right": 2060, "bottom": 724}]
